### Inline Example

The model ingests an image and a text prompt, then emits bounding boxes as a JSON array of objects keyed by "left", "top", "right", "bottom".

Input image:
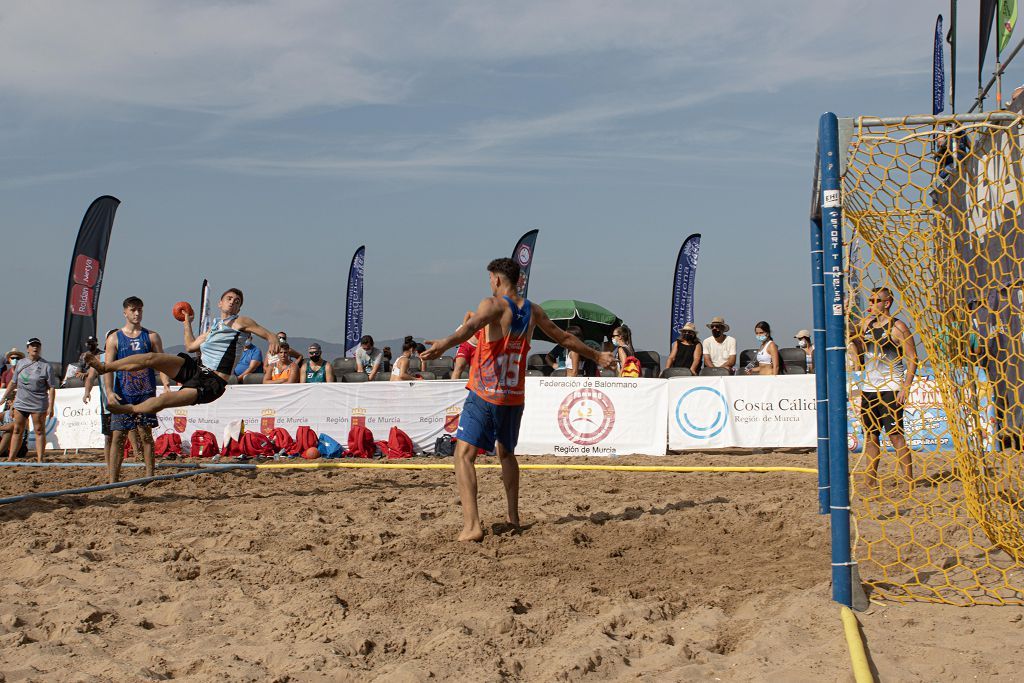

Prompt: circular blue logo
[{"left": 675, "top": 386, "right": 729, "bottom": 439}]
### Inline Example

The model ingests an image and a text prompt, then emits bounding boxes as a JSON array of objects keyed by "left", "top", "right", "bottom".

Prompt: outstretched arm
[
  {"left": 534, "top": 307, "right": 614, "bottom": 368},
  {"left": 183, "top": 312, "right": 208, "bottom": 353},
  {"left": 236, "top": 317, "right": 280, "bottom": 357},
  {"left": 150, "top": 332, "right": 171, "bottom": 389},
  {"left": 420, "top": 298, "right": 506, "bottom": 360}
]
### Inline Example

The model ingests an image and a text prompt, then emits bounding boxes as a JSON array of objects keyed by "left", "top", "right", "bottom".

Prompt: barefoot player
[
  {"left": 85, "top": 288, "right": 279, "bottom": 414},
  {"left": 420, "top": 258, "right": 613, "bottom": 542}
]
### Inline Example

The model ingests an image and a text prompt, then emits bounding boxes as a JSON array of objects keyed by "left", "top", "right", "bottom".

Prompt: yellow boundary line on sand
[
  {"left": 840, "top": 606, "right": 874, "bottom": 683},
  {"left": 255, "top": 462, "right": 818, "bottom": 474}
]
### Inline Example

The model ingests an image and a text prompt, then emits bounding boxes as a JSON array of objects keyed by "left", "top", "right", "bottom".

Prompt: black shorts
[
  {"left": 101, "top": 412, "right": 112, "bottom": 437},
  {"left": 173, "top": 353, "right": 228, "bottom": 405},
  {"left": 860, "top": 391, "right": 904, "bottom": 436}
]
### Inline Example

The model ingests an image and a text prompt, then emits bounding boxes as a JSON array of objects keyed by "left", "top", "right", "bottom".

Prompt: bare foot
[
  {"left": 457, "top": 522, "right": 484, "bottom": 543},
  {"left": 82, "top": 352, "right": 104, "bottom": 373},
  {"left": 107, "top": 399, "right": 130, "bottom": 415},
  {"left": 507, "top": 515, "right": 520, "bottom": 529}
]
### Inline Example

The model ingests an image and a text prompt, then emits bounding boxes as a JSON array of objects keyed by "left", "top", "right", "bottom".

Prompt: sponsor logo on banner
[
  {"left": 69, "top": 284, "right": 94, "bottom": 316},
  {"left": 675, "top": 386, "right": 729, "bottom": 439},
  {"left": 558, "top": 388, "right": 615, "bottom": 446},
  {"left": 173, "top": 409, "right": 188, "bottom": 433},
  {"left": 352, "top": 407, "right": 366, "bottom": 429},
  {"left": 444, "top": 404, "right": 461, "bottom": 433},
  {"left": 73, "top": 254, "right": 101, "bottom": 287},
  {"left": 261, "top": 408, "right": 276, "bottom": 435},
  {"left": 516, "top": 244, "right": 532, "bottom": 267}
]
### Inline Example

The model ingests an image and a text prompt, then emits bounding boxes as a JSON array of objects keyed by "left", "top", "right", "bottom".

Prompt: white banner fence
[{"left": 44, "top": 376, "right": 831, "bottom": 454}]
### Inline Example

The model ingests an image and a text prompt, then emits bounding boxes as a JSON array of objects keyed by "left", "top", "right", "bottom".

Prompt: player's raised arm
[
  {"left": 534, "top": 306, "right": 614, "bottom": 369},
  {"left": 236, "top": 316, "right": 280, "bottom": 357},
  {"left": 420, "top": 297, "right": 504, "bottom": 360}
]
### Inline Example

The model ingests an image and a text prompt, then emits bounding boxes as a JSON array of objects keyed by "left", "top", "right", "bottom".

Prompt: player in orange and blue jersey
[{"left": 421, "top": 257, "right": 613, "bottom": 542}]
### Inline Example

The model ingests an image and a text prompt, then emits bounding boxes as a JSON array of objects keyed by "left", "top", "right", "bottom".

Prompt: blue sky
[{"left": 1, "top": 1, "right": 1016, "bottom": 359}]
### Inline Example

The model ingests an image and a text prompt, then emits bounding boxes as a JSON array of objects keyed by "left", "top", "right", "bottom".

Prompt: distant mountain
[{"left": 166, "top": 336, "right": 450, "bottom": 360}]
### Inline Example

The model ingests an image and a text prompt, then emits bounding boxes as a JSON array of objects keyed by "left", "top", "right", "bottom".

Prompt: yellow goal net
[{"left": 841, "top": 111, "right": 1024, "bottom": 605}]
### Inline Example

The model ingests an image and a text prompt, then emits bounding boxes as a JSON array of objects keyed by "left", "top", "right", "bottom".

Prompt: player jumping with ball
[{"left": 85, "top": 288, "right": 279, "bottom": 413}]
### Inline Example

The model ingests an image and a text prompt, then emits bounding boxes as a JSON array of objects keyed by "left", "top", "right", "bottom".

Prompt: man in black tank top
[{"left": 850, "top": 287, "right": 918, "bottom": 493}]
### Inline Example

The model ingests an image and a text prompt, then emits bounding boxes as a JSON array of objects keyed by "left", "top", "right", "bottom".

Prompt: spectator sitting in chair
[
  {"left": 300, "top": 343, "right": 334, "bottom": 383},
  {"left": 546, "top": 326, "right": 587, "bottom": 374},
  {"left": 264, "top": 342, "right": 299, "bottom": 384},
  {"left": 266, "top": 330, "right": 302, "bottom": 367},
  {"left": 1, "top": 348, "right": 24, "bottom": 388},
  {"left": 391, "top": 340, "right": 424, "bottom": 381},
  {"left": 666, "top": 322, "right": 703, "bottom": 375},
  {"left": 702, "top": 316, "right": 737, "bottom": 374},
  {"left": 611, "top": 325, "right": 636, "bottom": 377},
  {"left": 355, "top": 335, "right": 384, "bottom": 381},
  {"left": 233, "top": 333, "right": 264, "bottom": 382},
  {"left": 744, "top": 321, "right": 781, "bottom": 375},
  {"left": 794, "top": 329, "right": 814, "bottom": 373}
]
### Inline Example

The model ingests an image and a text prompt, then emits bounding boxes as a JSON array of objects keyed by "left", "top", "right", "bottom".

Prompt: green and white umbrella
[{"left": 532, "top": 299, "right": 622, "bottom": 344}]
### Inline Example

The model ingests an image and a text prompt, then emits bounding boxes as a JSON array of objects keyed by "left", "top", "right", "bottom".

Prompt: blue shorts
[
  {"left": 455, "top": 391, "right": 525, "bottom": 453},
  {"left": 110, "top": 412, "right": 158, "bottom": 432}
]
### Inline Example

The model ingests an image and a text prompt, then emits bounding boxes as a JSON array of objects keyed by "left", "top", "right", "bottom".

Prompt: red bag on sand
[
  {"left": 154, "top": 433, "right": 183, "bottom": 457},
  {"left": 239, "top": 431, "right": 275, "bottom": 457},
  {"left": 190, "top": 430, "right": 219, "bottom": 458},
  {"left": 377, "top": 426, "right": 414, "bottom": 459},
  {"left": 288, "top": 425, "right": 318, "bottom": 456},
  {"left": 347, "top": 425, "right": 375, "bottom": 458},
  {"left": 270, "top": 427, "right": 294, "bottom": 452}
]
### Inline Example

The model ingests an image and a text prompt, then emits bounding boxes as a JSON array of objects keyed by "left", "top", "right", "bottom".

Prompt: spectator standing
[
  {"left": 666, "top": 322, "right": 703, "bottom": 375},
  {"left": 745, "top": 321, "right": 781, "bottom": 375},
  {"left": 264, "top": 343, "right": 300, "bottom": 383},
  {"left": 1, "top": 338, "right": 56, "bottom": 462},
  {"left": 391, "top": 340, "right": 423, "bottom": 381},
  {"left": 301, "top": 343, "right": 335, "bottom": 383},
  {"left": 62, "top": 335, "right": 100, "bottom": 386},
  {"left": 611, "top": 325, "right": 636, "bottom": 377},
  {"left": 702, "top": 316, "right": 737, "bottom": 374},
  {"left": 355, "top": 335, "right": 384, "bottom": 381},
  {"left": 794, "top": 329, "right": 814, "bottom": 372},
  {"left": 1, "top": 348, "right": 24, "bottom": 388},
  {"left": 850, "top": 287, "right": 918, "bottom": 492},
  {"left": 234, "top": 333, "right": 264, "bottom": 381}
]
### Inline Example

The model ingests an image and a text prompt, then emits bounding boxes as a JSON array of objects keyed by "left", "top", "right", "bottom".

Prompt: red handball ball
[
  {"left": 172, "top": 301, "right": 194, "bottom": 322},
  {"left": 302, "top": 446, "right": 320, "bottom": 460}
]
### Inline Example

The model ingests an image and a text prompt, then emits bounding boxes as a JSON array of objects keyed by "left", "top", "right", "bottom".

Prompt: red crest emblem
[
  {"left": 352, "top": 408, "right": 366, "bottom": 429},
  {"left": 444, "top": 405, "right": 461, "bottom": 433},
  {"left": 260, "top": 408, "right": 276, "bottom": 435},
  {"left": 173, "top": 409, "right": 188, "bottom": 433}
]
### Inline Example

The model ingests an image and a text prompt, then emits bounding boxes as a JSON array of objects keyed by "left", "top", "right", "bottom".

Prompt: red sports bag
[
  {"left": 269, "top": 427, "right": 294, "bottom": 452},
  {"left": 347, "top": 425, "right": 375, "bottom": 458},
  {"left": 154, "top": 432, "right": 183, "bottom": 457},
  {"left": 377, "top": 426, "right": 414, "bottom": 459},
  {"left": 190, "top": 430, "right": 219, "bottom": 458},
  {"left": 288, "top": 425, "right": 318, "bottom": 456}
]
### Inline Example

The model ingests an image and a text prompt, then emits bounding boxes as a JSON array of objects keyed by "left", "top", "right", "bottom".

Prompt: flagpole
[
  {"left": 997, "top": 6, "right": 1003, "bottom": 108},
  {"left": 950, "top": 0, "right": 957, "bottom": 113}
]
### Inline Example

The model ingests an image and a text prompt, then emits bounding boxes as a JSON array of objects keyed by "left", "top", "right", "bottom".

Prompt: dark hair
[
  {"left": 566, "top": 325, "right": 583, "bottom": 338},
  {"left": 755, "top": 321, "right": 772, "bottom": 339},
  {"left": 487, "top": 257, "right": 521, "bottom": 286},
  {"left": 360, "top": 335, "right": 374, "bottom": 346},
  {"left": 122, "top": 296, "right": 144, "bottom": 309},
  {"left": 402, "top": 340, "right": 418, "bottom": 353},
  {"left": 613, "top": 325, "right": 634, "bottom": 352},
  {"left": 403, "top": 335, "right": 415, "bottom": 344},
  {"left": 221, "top": 288, "right": 244, "bottom": 306}
]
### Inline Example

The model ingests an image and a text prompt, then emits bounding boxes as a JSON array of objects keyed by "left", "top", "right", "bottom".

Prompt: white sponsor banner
[
  {"left": 516, "top": 377, "right": 667, "bottom": 456},
  {"left": 668, "top": 375, "right": 817, "bottom": 450},
  {"left": 46, "top": 382, "right": 470, "bottom": 452}
]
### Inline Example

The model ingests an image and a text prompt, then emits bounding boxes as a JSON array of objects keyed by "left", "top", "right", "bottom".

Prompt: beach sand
[{"left": 0, "top": 452, "right": 1021, "bottom": 681}]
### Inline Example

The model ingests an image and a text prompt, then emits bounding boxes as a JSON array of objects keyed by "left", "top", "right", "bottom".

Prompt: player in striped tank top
[
  {"left": 420, "top": 258, "right": 613, "bottom": 542},
  {"left": 85, "top": 288, "right": 280, "bottom": 415}
]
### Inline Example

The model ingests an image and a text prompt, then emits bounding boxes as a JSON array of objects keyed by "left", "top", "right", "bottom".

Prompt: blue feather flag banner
[
  {"left": 512, "top": 229, "right": 539, "bottom": 298},
  {"left": 344, "top": 246, "right": 366, "bottom": 358},
  {"left": 670, "top": 233, "right": 701, "bottom": 347},
  {"left": 934, "top": 14, "right": 946, "bottom": 115}
]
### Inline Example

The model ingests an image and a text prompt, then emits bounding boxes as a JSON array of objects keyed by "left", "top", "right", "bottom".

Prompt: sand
[{"left": 0, "top": 451, "right": 1022, "bottom": 682}]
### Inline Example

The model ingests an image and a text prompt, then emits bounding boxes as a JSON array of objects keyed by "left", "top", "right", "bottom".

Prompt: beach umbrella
[{"left": 532, "top": 299, "right": 622, "bottom": 344}]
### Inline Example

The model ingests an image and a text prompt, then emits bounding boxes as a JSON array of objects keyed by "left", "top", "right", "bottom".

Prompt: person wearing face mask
[
  {"left": 233, "top": 333, "right": 264, "bottom": 382},
  {"left": 300, "top": 343, "right": 335, "bottom": 383},
  {"left": 745, "top": 321, "right": 781, "bottom": 375},
  {"left": 266, "top": 331, "right": 303, "bottom": 367},
  {"left": 666, "top": 322, "right": 703, "bottom": 375},
  {"left": 794, "top": 329, "right": 814, "bottom": 373},
  {"left": 702, "top": 316, "right": 737, "bottom": 374}
]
